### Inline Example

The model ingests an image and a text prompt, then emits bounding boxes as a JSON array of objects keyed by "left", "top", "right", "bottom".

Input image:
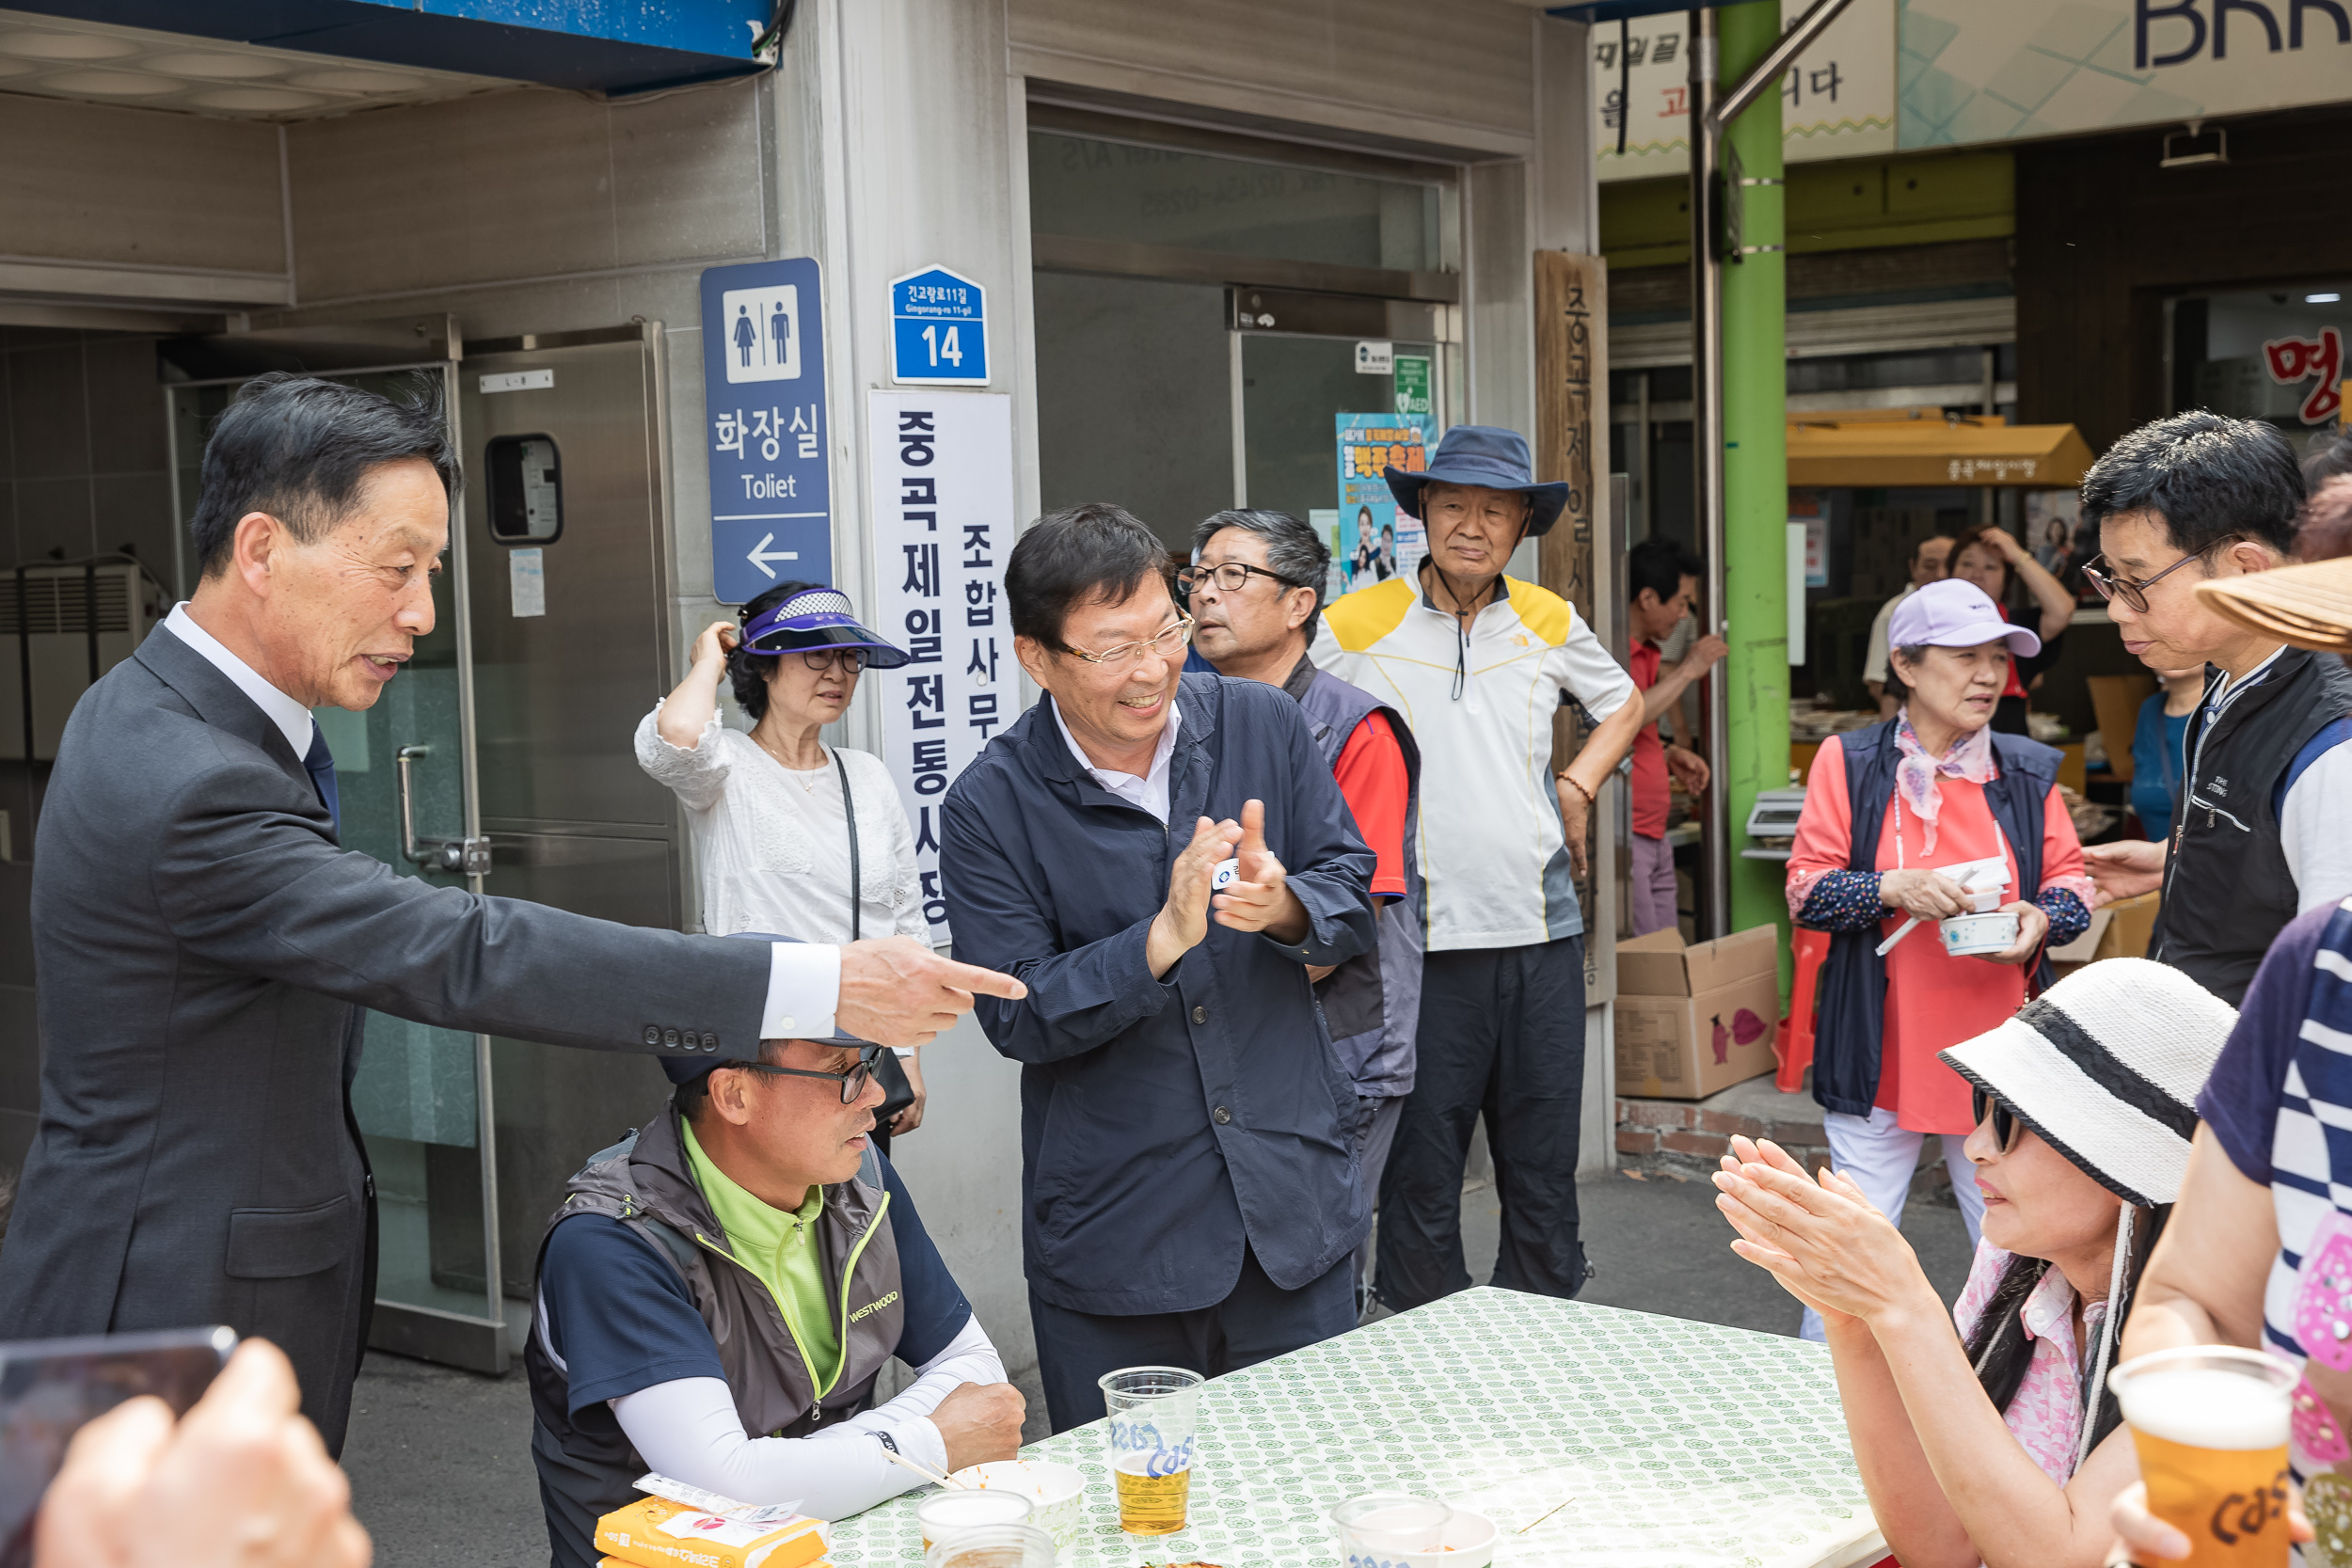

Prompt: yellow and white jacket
[{"left": 1312, "top": 574, "right": 1633, "bottom": 953}]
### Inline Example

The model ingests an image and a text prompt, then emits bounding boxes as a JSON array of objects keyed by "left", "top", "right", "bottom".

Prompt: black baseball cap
[{"left": 661, "top": 933, "right": 875, "bottom": 1085}]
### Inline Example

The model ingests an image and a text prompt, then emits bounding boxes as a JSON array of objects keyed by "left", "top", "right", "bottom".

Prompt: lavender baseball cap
[{"left": 1887, "top": 578, "right": 2041, "bottom": 658}]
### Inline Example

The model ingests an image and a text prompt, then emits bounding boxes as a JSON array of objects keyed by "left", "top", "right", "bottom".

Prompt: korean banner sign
[{"left": 866, "top": 391, "right": 1013, "bottom": 943}]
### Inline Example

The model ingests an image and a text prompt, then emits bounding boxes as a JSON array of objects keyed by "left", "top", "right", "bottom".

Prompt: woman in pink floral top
[{"left": 1712, "top": 958, "right": 2237, "bottom": 1568}]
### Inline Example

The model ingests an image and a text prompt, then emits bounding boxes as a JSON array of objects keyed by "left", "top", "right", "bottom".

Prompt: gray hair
[{"left": 1190, "top": 509, "right": 1330, "bottom": 641}]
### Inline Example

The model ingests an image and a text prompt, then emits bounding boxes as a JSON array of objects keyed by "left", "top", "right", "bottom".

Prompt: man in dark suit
[{"left": 0, "top": 373, "right": 1020, "bottom": 1453}]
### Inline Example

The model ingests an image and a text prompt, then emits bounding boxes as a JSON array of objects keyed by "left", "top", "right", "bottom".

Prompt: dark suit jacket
[{"left": 0, "top": 629, "right": 771, "bottom": 1449}]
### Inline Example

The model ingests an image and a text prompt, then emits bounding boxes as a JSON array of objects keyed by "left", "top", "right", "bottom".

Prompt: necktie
[{"left": 303, "top": 724, "right": 340, "bottom": 835}]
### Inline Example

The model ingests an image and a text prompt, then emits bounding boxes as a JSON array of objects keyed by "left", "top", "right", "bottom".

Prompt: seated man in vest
[{"left": 527, "top": 948, "right": 1025, "bottom": 1566}]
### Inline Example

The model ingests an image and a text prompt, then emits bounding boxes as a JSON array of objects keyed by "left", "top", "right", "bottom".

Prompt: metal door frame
[{"left": 161, "top": 324, "right": 507, "bottom": 1373}]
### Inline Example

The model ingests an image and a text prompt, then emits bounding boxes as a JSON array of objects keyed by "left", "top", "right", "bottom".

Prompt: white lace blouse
[{"left": 634, "top": 702, "right": 928, "bottom": 943}]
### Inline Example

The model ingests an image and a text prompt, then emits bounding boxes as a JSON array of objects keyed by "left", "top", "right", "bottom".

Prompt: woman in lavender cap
[{"left": 1781, "top": 577, "right": 2095, "bottom": 1339}]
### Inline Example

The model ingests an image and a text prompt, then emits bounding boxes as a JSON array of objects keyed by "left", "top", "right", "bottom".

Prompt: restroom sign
[
  {"left": 701, "top": 258, "right": 833, "bottom": 602},
  {"left": 889, "top": 265, "right": 989, "bottom": 387}
]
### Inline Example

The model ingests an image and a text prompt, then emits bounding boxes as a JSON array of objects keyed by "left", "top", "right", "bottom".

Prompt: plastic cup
[
  {"left": 923, "top": 1521, "right": 1057, "bottom": 1568},
  {"left": 916, "top": 1488, "right": 1033, "bottom": 1548},
  {"left": 2108, "top": 1345, "right": 2296, "bottom": 1568},
  {"left": 1332, "top": 1492, "right": 1454, "bottom": 1560},
  {"left": 1098, "top": 1365, "right": 1202, "bottom": 1535}
]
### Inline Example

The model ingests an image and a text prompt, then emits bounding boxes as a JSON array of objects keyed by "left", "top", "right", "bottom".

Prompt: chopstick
[
  {"left": 882, "top": 1448, "right": 963, "bottom": 1489},
  {"left": 1873, "top": 915, "right": 1920, "bottom": 957}
]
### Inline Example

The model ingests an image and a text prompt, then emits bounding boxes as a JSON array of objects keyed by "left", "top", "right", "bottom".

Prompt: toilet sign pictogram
[
  {"left": 700, "top": 257, "right": 832, "bottom": 602},
  {"left": 889, "top": 265, "right": 988, "bottom": 386}
]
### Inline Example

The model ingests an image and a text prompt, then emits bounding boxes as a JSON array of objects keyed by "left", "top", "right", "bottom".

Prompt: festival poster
[{"left": 1335, "top": 414, "right": 1431, "bottom": 595}]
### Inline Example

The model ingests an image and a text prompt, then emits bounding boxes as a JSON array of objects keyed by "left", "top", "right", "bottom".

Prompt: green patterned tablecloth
[{"left": 825, "top": 1286, "right": 1886, "bottom": 1568}]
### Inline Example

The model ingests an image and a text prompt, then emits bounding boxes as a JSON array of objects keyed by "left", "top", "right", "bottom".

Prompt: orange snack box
[{"left": 594, "top": 1496, "right": 827, "bottom": 1568}]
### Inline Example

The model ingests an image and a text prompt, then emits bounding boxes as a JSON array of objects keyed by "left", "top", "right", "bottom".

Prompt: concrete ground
[{"left": 342, "top": 1168, "right": 1979, "bottom": 1566}]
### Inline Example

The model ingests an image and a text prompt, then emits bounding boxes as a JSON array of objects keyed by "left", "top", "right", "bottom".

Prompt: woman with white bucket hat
[{"left": 1712, "top": 958, "right": 2236, "bottom": 1568}]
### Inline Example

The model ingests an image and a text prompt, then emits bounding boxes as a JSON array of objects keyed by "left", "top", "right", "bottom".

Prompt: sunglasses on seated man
[{"left": 727, "top": 1045, "right": 883, "bottom": 1104}]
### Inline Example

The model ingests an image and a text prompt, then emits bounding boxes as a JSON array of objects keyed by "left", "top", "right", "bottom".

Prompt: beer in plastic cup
[
  {"left": 2107, "top": 1345, "right": 2296, "bottom": 1568},
  {"left": 1331, "top": 1492, "right": 1453, "bottom": 1560},
  {"left": 922, "top": 1521, "right": 1057, "bottom": 1568},
  {"left": 1098, "top": 1366, "right": 1202, "bottom": 1535}
]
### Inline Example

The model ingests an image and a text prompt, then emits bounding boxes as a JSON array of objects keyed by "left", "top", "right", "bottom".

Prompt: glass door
[
  {"left": 1236, "top": 333, "right": 1441, "bottom": 592},
  {"left": 167, "top": 355, "right": 507, "bottom": 1373}
]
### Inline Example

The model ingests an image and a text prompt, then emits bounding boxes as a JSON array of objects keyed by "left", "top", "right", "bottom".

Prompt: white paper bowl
[
  {"left": 945, "top": 1460, "right": 1087, "bottom": 1551},
  {"left": 1341, "top": 1507, "right": 1500, "bottom": 1568},
  {"left": 1939, "top": 911, "right": 2019, "bottom": 957}
]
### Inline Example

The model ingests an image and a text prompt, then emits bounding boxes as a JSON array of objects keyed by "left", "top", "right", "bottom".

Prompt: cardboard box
[
  {"left": 1614, "top": 925, "right": 1783, "bottom": 1100},
  {"left": 2048, "top": 891, "right": 2160, "bottom": 974}
]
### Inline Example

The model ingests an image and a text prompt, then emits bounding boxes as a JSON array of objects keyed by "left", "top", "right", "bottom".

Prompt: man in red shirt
[
  {"left": 1624, "top": 538, "right": 1726, "bottom": 937},
  {"left": 1184, "top": 509, "right": 1419, "bottom": 1318}
]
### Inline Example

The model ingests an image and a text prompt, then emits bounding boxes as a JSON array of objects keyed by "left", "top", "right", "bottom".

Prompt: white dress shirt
[
  {"left": 160, "top": 604, "right": 839, "bottom": 1037},
  {"left": 1051, "top": 695, "right": 1181, "bottom": 823}
]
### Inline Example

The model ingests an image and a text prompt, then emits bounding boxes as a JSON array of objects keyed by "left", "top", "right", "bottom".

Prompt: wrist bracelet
[{"left": 1557, "top": 772, "right": 1595, "bottom": 806}]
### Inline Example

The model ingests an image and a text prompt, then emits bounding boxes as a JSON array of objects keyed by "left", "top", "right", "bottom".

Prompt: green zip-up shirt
[{"left": 680, "top": 1121, "right": 843, "bottom": 1392}]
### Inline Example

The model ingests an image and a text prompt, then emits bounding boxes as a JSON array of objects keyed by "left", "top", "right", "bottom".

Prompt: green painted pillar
[{"left": 1717, "top": 2, "right": 1792, "bottom": 969}]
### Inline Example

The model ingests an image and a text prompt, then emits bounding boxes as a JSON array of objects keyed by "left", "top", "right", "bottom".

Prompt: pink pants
[{"left": 1629, "top": 832, "right": 1679, "bottom": 937}]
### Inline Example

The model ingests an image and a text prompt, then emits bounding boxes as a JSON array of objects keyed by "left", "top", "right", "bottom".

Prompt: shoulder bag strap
[{"left": 834, "top": 748, "right": 860, "bottom": 942}]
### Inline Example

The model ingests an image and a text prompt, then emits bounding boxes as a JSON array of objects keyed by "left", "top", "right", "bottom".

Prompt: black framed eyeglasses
[
  {"left": 2081, "top": 546, "right": 2226, "bottom": 614},
  {"left": 1175, "top": 562, "right": 1310, "bottom": 595},
  {"left": 729, "top": 1046, "right": 882, "bottom": 1104},
  {"left": 1971, "top": 1085, "right": 2025, "bottom": 1153}
]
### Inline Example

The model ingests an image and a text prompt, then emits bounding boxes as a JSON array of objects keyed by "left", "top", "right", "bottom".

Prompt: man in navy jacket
[{"left": 942, "top": 503, "right": 1377, "bottom": 1431}]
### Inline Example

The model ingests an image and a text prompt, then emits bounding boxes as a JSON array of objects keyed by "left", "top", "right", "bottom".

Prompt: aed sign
[
  {"left": 889, "top": 265, "right": 989, "bottom": 386},
  {"left": 700, "top": 257, "right": 832, "bottom": 603}
]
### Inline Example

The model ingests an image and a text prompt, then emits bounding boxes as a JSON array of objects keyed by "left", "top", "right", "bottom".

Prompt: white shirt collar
[
  {"left": 1051, "top": 694, "right": 1182, "bottom": 824},
  {"left": 2211, "top": 644, "right": 2285, "bottom": 709},
  {"left": 163, "top": 602, "right": 317, "bottom": 762}
]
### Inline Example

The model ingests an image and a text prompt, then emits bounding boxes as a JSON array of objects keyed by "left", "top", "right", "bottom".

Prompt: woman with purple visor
[{"left": 636, "top": 583, "right": 932, "bottom": 1149}]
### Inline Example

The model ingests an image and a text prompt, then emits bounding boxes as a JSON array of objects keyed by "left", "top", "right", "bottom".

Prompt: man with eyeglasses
[
  {"left": 1183, "top": 507, "right": 1421, "bottom": 1320},
  {"left": 527, "top": 939, "right": 1025, "bottom": 1564},
  {"left": 2075, "top": 409, "right": 2352, "bottom": 1004},
  {"left": 1311, "top": 424, "right": 1643, "bottom": 1314},
  {"left": 940, "top": 502, "right": 1377, "bottom": 1431}
]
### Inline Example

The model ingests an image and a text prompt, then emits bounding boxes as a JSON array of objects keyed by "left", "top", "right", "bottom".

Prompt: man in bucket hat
[{"left": 1313, "top": 424, "right": 1645, "bottom": 1310}]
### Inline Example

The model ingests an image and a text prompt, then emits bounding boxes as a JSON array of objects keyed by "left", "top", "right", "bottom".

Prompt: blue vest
[
  {"left": 1286, "top": 657, "right": 1423, "bottom": 1098},
  {"left": 1811, "top": 721, "right": 2059, "bottom": 1117}
]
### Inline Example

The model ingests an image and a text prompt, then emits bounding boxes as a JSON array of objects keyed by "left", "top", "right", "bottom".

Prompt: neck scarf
[{"left": 1893, "top": 709, "right": 1995, "bottom": 856}]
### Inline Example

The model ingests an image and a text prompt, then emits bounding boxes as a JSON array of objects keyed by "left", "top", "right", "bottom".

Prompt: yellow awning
[{"left": 1785, "top": 412, "right": 2095, "bottom": 488}]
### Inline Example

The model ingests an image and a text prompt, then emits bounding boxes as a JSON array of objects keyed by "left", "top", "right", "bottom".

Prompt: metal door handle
[{"left": 395, "top": 743, "right": 493, "bottom": 876}]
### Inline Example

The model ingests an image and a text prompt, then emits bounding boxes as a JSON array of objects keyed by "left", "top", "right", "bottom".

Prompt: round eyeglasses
[
  {"left": 1061, "top": 614, "right": 1195, "bottom": 670},
  {"left": 731, "top": 1046, "right": 882, "bottom": 1104},
  {"left": 2081, "top": 546, "right": 2227, "bottom": 614},
  {"left": 1175, "top": 562, "right": 1310, "bottom": 596}
]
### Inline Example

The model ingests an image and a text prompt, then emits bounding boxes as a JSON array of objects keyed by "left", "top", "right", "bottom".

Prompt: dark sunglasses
[
  {"left": 1971, "top": 1085, "right": 2026, "bottom": 1152},
  {"left": 729, "top": 1045, "right": 882, "bottom": 1104}
]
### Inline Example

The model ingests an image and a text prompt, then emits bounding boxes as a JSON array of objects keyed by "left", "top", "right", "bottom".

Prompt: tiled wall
[{"left": 0, "top": 327, "right": 179, "bottom": 591}]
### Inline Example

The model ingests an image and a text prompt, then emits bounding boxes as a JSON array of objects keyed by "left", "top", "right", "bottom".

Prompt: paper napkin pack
[{"left": 595, "top": 1492, "right": 827, "bottom": 1568}]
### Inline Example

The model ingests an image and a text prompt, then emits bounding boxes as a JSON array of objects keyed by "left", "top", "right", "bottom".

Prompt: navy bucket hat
[
  {"left": 1385, "top": 424, "right": 1570, "bottom": 538},
  {"left": 660, "top": 933, "right": 875, "bottom": 1085}
]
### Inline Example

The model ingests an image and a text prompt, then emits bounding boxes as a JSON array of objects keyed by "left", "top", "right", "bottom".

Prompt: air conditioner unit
[{"left": 0, "top": 561, "right": 168, "bottom": 762}]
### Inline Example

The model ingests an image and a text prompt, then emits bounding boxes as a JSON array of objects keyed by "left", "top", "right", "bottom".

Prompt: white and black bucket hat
[{"left": 1937, "top": 958, "right": 2237, "bottom": 1208}]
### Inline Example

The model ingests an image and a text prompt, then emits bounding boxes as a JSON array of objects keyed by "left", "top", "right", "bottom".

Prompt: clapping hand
[
  {"left": 1213, "top": 800, "right": 1307, "bottom": 943},
  {"left": 1711, "top": 1135, "right": 1939, "bottom": 1332},
  {"left": 1146, "top": 815, "right": 1245, "bottom": 977}
]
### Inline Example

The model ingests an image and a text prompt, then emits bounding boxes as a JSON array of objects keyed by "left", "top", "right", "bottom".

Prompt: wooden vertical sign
[{"left": 1534, "top": 249, "right": 1613, "bottom": 1002}]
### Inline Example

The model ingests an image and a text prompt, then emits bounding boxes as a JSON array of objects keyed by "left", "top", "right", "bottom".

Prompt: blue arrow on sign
[{"left": 889, "top": 264, "right": 988, "bottom": 386}]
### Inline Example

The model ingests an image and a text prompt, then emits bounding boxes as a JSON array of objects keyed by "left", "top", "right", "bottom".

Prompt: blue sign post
[
  {"left": 701, "top": 257, "right": 831, "bottom": 603},
  {"left": 889, "top": 265, "right": 988, "bottom": 386}
]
